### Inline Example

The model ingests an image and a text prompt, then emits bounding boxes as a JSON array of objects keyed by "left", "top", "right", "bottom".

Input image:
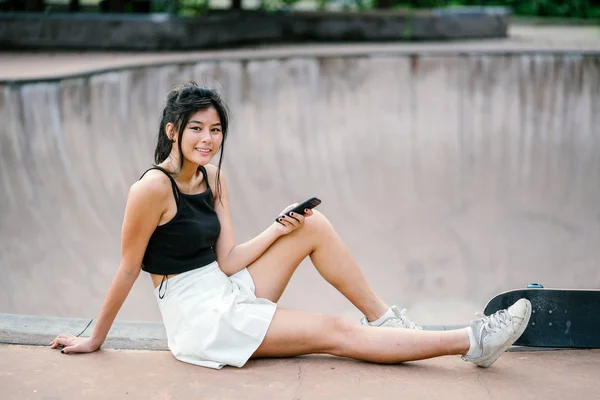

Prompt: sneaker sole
[{"left": 477, "top": 299, "right": 532, "bottom": 368}]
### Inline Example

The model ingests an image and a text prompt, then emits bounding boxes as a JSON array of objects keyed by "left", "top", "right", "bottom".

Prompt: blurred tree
[
  {"left": 375, "top": 0, "right": 392, "bottom": 8},
  {"left": 99, "top": 0, "right": 151, "bottom": 12},
  {"left": 177, "top": 0, "right": 209, "bottom": 14},
  {"left": 25, "top": 0, "right": 45, "bottom": 11},
  {"left": 3, "top": 0, "right": 598, "bottom": 19},
  {"left": 100, "top": 0, "right": 125, "bottom": 12}
]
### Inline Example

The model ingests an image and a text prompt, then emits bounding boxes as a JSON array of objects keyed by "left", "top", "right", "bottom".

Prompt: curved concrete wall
[{"left": 1, "top": 53, "right": 599, "bottom": 324}]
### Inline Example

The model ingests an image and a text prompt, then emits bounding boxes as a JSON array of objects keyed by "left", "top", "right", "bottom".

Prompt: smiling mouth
[{"left": 195, "top": 148, "right": 211, "bottom": 154}]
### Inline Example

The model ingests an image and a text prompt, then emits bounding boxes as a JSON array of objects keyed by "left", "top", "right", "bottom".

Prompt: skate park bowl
[{"left": 1, "top": 46, "right": 600, "bottom": 329}]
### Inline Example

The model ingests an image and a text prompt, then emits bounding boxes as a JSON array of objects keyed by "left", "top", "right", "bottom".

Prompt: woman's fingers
[
  {"left": 62, "top": 343, "right": 82, "bottom": 354},
  {"left": 49, "top": 335, "right": 98, "bottom": 355},
  {"left": 275, "top": 203, "right": 313, "bottom": 233},
  {"left": 279, "top": 212, "right": 303, "bottom": 227},
  {"left": 50, "top": 335, "right": 61, "bottom": 347},
  {"left": 51, "top": 337, "right": 70, "bottom": 349},
  {"left": 276, "top": 215, "right": 293, "bottom": 227},
  {"left": 280, "top": 203, "right": 298, "bottom": 215},
  {"left": 49, "top": 334, "right": 75, "bottom": 348},
  {"left": 287, "top": 212, "right": 304, "bottom": 224},
  {"left": 64, "top": 338, "right": 100, "bottom": 354}
]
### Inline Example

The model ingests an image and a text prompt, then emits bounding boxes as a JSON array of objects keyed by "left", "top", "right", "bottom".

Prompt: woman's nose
[{"left": 200, "top": 130, "right": 212, "bottom": 142}]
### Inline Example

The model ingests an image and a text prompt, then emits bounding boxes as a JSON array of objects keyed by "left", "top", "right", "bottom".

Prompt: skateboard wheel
[{"left": 527, "top": 283, "right": 544, "bottom": 288}]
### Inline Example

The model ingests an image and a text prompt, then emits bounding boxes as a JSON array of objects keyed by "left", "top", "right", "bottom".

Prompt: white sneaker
[
  {"left": 360, "top": 305, "right": 423, "bottom": 330},
  {"left": 462, "top": 298, "right": 532, "bottom": 368}
]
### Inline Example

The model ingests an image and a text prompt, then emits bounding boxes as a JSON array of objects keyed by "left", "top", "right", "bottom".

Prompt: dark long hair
[{"left": 154, "top": 82, "right": 229, "bottom": 202}]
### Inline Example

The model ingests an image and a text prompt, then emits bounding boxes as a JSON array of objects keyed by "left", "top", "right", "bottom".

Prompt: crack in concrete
[
  {"left": 295, "top": 362, "right": 303, "bottom": 395},
  {"left": 476, "top": 372, "right": 493, "bottom": 399}
]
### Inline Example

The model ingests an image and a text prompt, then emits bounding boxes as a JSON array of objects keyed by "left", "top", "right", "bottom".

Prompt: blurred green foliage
[
  {"left": 1, "top": 0, "right": 598, "bottom": 19},
  {"left": 399, "top": 0, "right": 600, "bottom": 19},
  {"left": 176, "top": 0, "right": 210, "bottom": 15},
  {"left": 250, "top": 0, "right": 600, "bottom": 19}
]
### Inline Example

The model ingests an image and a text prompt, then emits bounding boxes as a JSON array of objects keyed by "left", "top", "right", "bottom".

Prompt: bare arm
[
  {"left": 212, "top": 168, "right": 311, "bottom": 276},
  {"left": 88, "top": 265, "right": 140, "bottom": 348},
  {"left": 50, "top": 173, "right": 169, "bottom": 353}
]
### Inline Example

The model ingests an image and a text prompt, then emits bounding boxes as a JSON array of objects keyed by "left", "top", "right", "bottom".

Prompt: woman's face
[{"left": 171, "top": 107, "right": 223, "bottom": 166}]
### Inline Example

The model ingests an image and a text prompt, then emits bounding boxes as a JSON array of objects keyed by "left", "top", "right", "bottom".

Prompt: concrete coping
[
  {"left": 0, "top": 313, "right": 469, "bottom": 351},
  {"left": 2, "top": 46, "right": 600, "bottom": 85}
]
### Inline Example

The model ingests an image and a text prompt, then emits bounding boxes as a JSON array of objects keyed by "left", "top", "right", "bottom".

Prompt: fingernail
[{"left": 61, "top": 349, "right": 65, "bottom": 354}]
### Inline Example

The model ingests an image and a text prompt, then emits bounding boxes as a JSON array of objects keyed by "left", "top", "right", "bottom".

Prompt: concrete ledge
[
  {"left": 0, "top": 313, "right": 167, "bottom": 350},
  {"left": 0, "top": 313, "right": 468, "bottom": 351},
  {"left": 0, "top": 7, "right": 511, "bottom": 51}
]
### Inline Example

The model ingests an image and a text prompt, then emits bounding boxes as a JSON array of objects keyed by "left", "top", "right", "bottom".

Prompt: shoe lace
[
  {"left": 475, "top": 310, "right": 510, "bottom": 338},
  {"left": 395, "top": 308, "right": 423, "bottom": 330}
]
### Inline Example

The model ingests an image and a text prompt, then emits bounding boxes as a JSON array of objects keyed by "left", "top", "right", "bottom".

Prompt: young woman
[{"left": 50, "top": 82, "right": 531, "bottom": 370}]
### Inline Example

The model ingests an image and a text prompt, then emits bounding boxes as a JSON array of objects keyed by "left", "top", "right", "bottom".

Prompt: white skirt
[{"left": 154, "top": 261, "right": 277, "bottom": 369}]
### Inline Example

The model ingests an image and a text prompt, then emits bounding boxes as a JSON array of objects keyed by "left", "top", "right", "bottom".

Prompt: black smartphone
[{"left": 276, "top": 197, "right": 321, "bottom": 222}]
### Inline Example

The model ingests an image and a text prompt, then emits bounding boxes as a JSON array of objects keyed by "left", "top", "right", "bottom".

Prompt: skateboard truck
[{"left": 527, "top": 283, "right": 544, "bottom": 288}]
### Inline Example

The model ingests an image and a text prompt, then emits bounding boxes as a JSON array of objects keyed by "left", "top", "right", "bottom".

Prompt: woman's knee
[
  {"left": 302, "top": 209, "right": 332, "bottom": 235},
  {"left": 324, "top": 315, "right": 358, "bottom": 356}
]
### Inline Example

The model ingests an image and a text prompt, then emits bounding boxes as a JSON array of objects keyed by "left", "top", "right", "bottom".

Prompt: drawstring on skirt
[{"left": 158, "top": 274, "right": 168, "bottom": 299}]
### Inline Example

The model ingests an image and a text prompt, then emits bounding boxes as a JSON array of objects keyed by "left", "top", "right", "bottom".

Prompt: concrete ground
[{"left": 2, "top": 344, "right": 599, "bottom": 400}]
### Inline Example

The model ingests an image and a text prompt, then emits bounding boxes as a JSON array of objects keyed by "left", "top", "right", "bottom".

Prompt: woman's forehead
[{"left": 189, "top": 108, "right": 220, "bottom": 124}]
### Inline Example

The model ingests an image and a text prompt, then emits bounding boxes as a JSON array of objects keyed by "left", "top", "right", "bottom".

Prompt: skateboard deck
[{"left": 484, "top": 286, "right": 600, "bottom": 348}]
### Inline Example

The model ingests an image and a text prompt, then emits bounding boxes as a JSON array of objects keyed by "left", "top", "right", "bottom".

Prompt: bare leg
[
  {"left": 247, "top": 211, "right": 388, "bottom": 322},
  {"left": 252, "top": 308, "right": 470, "bottom": 362}
]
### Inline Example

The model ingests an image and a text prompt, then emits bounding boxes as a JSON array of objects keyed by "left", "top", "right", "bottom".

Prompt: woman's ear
[{"left": 166, "top": 122, "right": 176, "bottom": 143}]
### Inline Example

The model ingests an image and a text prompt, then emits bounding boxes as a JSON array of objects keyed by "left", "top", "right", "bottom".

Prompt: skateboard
[{"left": 484, "top": 284, "right": 600, "bottom": 348}]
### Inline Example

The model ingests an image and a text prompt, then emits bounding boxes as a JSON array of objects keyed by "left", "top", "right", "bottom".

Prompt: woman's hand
[
  {"left": 272, "top": 204, "right": 314, "bottom": 236},
  {"left": 49, "top": 334, "right": 102, "bottom": 354}
]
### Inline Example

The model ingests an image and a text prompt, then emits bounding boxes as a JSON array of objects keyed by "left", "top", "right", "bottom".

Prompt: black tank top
[{"left": 139, "top": 166, "right": 221, "bottom": 276}]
